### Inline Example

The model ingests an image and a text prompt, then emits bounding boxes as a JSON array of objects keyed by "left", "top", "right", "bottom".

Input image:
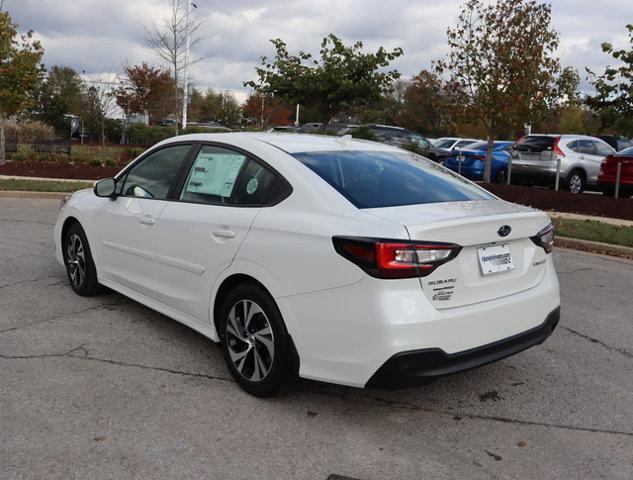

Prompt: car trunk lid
[{"left": 365, "top": 200, "right": 551, "bottom": 309}]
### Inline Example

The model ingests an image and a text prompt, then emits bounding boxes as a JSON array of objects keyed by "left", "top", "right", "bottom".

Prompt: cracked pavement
[{"left": 1, "top": 198, "right": 632, "bottom": 480}]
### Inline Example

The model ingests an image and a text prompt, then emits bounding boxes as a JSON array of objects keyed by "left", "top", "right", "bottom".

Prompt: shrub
[
  {"left": 400, "top": 141, "right": 423, "bottom": 154},
  {"left": 10, "top": 121, "right": 56, "bottom": 143},
  {"left": 89, "top": 158, "right": 102, "bottom": 167},
  {"left": 126, "top": 124, "right": 176, "bottom": 147},
  {"left": 9, "top": 151, "right": 28, "bottom": 162},
  {"left": 104, "top": 118, "right": 123, "bottom": 144},
  {"left": 105, "top": 158, "right": 118, "bottom": 167},
  {"left": 351, "top": 126, "right": 377, "bottom": 141}
]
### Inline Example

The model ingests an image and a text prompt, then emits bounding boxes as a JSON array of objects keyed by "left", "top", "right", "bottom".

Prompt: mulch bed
[
  {"left": 0, "top": 161, "right": 120, "bottom": 180},
  {"left": 485, "top": 184, "right": 633, "bottom": 221}
]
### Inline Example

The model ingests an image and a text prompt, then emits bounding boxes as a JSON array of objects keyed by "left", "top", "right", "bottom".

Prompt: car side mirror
[{"left": 94, "top": 177, "right": 117, "bottom": 198}]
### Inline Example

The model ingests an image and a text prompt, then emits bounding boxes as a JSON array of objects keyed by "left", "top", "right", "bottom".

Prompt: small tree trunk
[
  {"left": 0, "top": 115, "right": 6, "bottom": 165},
  {"left": 483, "top": 116, "right": 496, "bottom": 183},
  {"left": 101, "top": 118, "right": 106, "bottom": 147}
]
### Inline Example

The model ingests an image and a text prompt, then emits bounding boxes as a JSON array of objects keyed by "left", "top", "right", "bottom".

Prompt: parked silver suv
[{"left": 510, "top": 134, "right": 615, "bottom": 193}]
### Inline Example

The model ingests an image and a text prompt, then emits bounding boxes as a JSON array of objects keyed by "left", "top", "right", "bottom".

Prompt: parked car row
[{"left": 268, "top": 123, "right": 632, "bottom": 196}]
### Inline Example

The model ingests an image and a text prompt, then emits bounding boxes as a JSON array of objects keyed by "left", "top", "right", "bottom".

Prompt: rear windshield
[
  {"left": 292, "top": 150, "right": 493, "bottom": 209},
  {"left": 616, "top": 147, "right": 633, "bottom": 156},
  {"left": 515, "top": 136, "right": 555, "bottom": 152},
  {"left": 435, "top": 139, "right": 456, "bottom": 149}
]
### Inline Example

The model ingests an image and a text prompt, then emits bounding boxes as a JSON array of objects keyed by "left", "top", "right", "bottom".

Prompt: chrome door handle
[
  {"left": 138, "top": 215, "right": 156, "bottom": 225},
  {"left": 212, "top": 229, "right": 236, "bottom": 239}
]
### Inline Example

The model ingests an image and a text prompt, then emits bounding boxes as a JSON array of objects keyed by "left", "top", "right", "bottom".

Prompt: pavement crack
[
  {"left": 302, "top": 388, "right": 633, "bottom": 438},
  {"left": 0, "top": 274, "right": 66, "bottom": 290},
  {"left": 563, "top": 326, "right": 633, "bottom": 359},
  {"left": 0, "top": 301, "right": 124, "bottom": 335},
  {"left": 0, "top": 348, "right": 232, "bottom": 384}
]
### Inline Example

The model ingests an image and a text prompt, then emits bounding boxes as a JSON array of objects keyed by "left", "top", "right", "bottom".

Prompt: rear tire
[
  {"left": 565, "top": 170, "right": 585, "bottom": 193},
  {"left": 219, "top": 284, "right": 297, "bottom": 397},
  {"left": 63, "top": 223, "right": 101, "bottom": 296}
]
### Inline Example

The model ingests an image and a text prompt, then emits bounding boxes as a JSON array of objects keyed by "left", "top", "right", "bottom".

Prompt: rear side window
[
  {"left": 232, "top": 159, "right": 276, "bottom": 206},
  {"left": 180, "top": 145, "right": 247, "bottom": 204},
  {"left": 292, "top": 150, "right": 493, "bottom": 209},
  {"left": 577, "top": 140, "right": 596, "bottom": 155},
  {"left": 514, "top": 136, "right": 555, "bottom": 152}
]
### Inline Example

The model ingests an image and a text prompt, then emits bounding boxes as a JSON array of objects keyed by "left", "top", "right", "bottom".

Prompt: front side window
[
  {"left": 180, "top": 146, "right": 247, "bottom": 204},
  {"left": 121, "top": 144, "right": 192, "bottom": 199},
  {"left": 293, "top": 150, "right": 493, "bottom": 209},
  {"left": 595, "top": 141, "right": 614, "bottom": 156}
]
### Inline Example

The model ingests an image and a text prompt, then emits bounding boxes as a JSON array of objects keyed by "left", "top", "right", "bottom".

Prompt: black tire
[
  {"left": 565, "top": 170, "right": 585, "bottom": 194},
  {"left": 63, "top": 223, "right": 101, "bottom": 296},
  {"left": 219, "top": 283, "right": 297, "bottom": 397}
]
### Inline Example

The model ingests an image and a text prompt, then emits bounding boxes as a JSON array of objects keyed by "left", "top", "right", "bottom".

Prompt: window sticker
[
  {"left": 246, "top": 178, "right": 259, "bottom": 195},
  {"left": 185, "top": 153, "right": 245, "bottom": 197}
]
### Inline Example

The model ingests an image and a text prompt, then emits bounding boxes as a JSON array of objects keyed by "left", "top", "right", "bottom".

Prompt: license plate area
[{"left": 477, "top": 244, "right": 515, "bottom": 276}]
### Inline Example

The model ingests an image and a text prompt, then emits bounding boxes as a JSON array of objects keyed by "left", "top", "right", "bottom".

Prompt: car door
[
  {"left": 592, "top": 141, "right": 616, "bottom": 184},
  {"left": 93, "top": 143, "right": 193, "bottom": 297},
  {"left": 154, "top": 144, "right": 278, "bottom": 322}
]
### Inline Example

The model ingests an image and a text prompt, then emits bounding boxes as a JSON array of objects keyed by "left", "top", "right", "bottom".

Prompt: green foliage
[
  {"left": 0, "top": 179, "right": 93, "bottom": 193},
  {"left": 436, "top": 0, "right": 577, "bottom": 182},
  {"left": 103, "top": 118, "right": 122, "bottom": 144},
  {"left": 188, "top": 88, "right": 241, "bottom": 127},
  {"left": 38, "top": 65, "right": 83, "bottom": 137},
  {"left": 104, "top": 158, "right": 118, "bottom": 167},
  {"left": 553, "top": 218, "right": 633, "bottom": 248},
  {"left": 245, "top": 34, "right": 404, "bottom": 124},
  {"left": 400, "top": 141, "right": 423, "bottom": 155},
  {"left": 125, "top": 124, "right": 176, "bottom": 146},
  {"left": 350, "top": 125, "right": 377, "bottom": 141},
  {"left": 0, "top": 11, "right": 44, "bottom": 118},
  {"left": 88, "top": 158, "right": 102, "bottom": 167},
  {"left": 586, "top": 24, "right": 633, "bottom": 136}
]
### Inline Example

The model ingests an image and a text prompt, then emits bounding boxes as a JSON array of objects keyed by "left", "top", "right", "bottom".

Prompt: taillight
[
  {"left": 332, "top": 236, "right": 462, "bottom": 279},
  {"left": 552, "top": 137, "right": 566, "bottom": 157},
  {"left": 530, "top": 224, "right": 555, "bottom": 254}
]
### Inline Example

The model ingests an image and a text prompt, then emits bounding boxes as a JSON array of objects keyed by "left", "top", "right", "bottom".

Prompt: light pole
[{"left": 181, "top": 0, "right": 196, "bottom": 130}]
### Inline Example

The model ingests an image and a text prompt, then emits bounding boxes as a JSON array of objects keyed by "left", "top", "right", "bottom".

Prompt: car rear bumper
[
  {"left": 366, "top": 306, "right": 560, "bottom": 389},
  {"left": 277, "top": 256, "right": 560, "bottom": 388}
]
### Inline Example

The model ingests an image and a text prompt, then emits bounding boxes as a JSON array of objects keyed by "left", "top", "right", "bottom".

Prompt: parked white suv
[
  {"left": 54, "top": 133, "right": 560, "bottom": 396},
  {"left": 510, "top": 134, "right": 616, "bottom": 193}
]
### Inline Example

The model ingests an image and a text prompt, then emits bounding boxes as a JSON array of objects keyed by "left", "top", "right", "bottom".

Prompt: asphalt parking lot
[{"left": 1, "top": 198, "right": 632, "bottom": 480}]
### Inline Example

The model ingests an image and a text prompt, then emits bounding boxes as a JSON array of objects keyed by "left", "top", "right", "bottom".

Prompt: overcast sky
[{"left": 6, "top": 0, "right": 633, "bottom": 102}]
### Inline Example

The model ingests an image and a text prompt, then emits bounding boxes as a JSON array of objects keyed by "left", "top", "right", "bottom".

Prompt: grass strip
[
  {"left": 553, "top": 217, "right": 633, "bottom": 248},
  {"left": 0, "top": 179, "right": 93, "bottom": 193}
]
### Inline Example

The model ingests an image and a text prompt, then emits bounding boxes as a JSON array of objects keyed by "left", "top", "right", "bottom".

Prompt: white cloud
[{"left": 6, "top": 0, "right": 632, "bottom": 102}]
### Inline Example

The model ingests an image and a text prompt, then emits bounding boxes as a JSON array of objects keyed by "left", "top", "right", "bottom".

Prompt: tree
[
  {"left": 79, "top": 76, "right": 119, "bottom": 146},
  {"left": 0, "top": 10, "right": 44, "bottom": 162},
  {"left": 245, "top": 34, "right": 404, "bottom": 125},
  {"left": 242, "top": 92, "right": 293, "bottom": 127},
  {"left": 188, "top": 88, "right": 242, "bottom": 127},
  {"left": 436, "top": 0, "right": 578, "bottom": 182},
  {"left": 115, "top": 63, "right": 175, "bottom": 124},
  {"left": 39, "top": 65, "right": 83, "bottom": 137},
  {"left": 586, "top": 24, "right": 633, "bottom": 137},
  {"left": 145, "top": 0, "right": 205, "bottom": 133},
  {"left": 395, "top": 70, "right": 460, "bottom": 136}
]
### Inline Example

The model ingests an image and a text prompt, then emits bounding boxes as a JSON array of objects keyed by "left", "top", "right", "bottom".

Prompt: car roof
[{"left": 163, "top": 132, "right": 400, "bottom": 154}]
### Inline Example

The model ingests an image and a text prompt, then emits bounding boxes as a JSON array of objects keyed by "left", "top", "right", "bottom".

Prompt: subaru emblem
[{"left": 497, "top": 225, "right": 511, "bottom": 237}]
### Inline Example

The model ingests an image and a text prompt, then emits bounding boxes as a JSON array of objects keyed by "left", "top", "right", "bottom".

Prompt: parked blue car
[{"left": 443, "top": 141, "right": 514, "bottom": 183}]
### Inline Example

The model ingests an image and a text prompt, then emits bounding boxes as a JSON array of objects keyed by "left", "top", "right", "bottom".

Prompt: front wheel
[
  {"left": 219, "top": 284, "right": 297, "bottom": 397},
  {"left": 63, "top": 223, "right": 101, "bottom": 296}
]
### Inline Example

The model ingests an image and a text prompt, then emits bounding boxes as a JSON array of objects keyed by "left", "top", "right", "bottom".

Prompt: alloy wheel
[
  {"left": 66, "top": 233, "right": 86, "bottom": 287},
  {"left": 569, "top": 174, "right": 583, "bottom": 193},
  {"left": 225, "top": 299, "right": 275, "bottom": 382}
]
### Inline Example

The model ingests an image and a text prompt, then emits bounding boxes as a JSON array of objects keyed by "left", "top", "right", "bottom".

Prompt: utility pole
[{"left": 181, "top": 0, "right": 193, "bottom": 130}]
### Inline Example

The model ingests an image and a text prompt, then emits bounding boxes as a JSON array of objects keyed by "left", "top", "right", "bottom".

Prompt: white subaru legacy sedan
[{"left": 54, "top": 133, "right": 560, "bottom": 396}]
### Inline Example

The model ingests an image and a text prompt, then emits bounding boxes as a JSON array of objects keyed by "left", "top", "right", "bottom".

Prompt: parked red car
[{"left": 598, "top": 147, "right": 633, "bottom": 197}]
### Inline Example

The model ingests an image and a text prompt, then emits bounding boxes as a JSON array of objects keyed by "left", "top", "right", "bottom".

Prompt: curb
[
  {"left": 555, "top": 236, "right": 633, "bottom": 260},
  {"left": 549, "top": 211, "right": 633, "bottom": 228},
  {"left": 0, "top": 190, "right": 70, "bottom": 200}
]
